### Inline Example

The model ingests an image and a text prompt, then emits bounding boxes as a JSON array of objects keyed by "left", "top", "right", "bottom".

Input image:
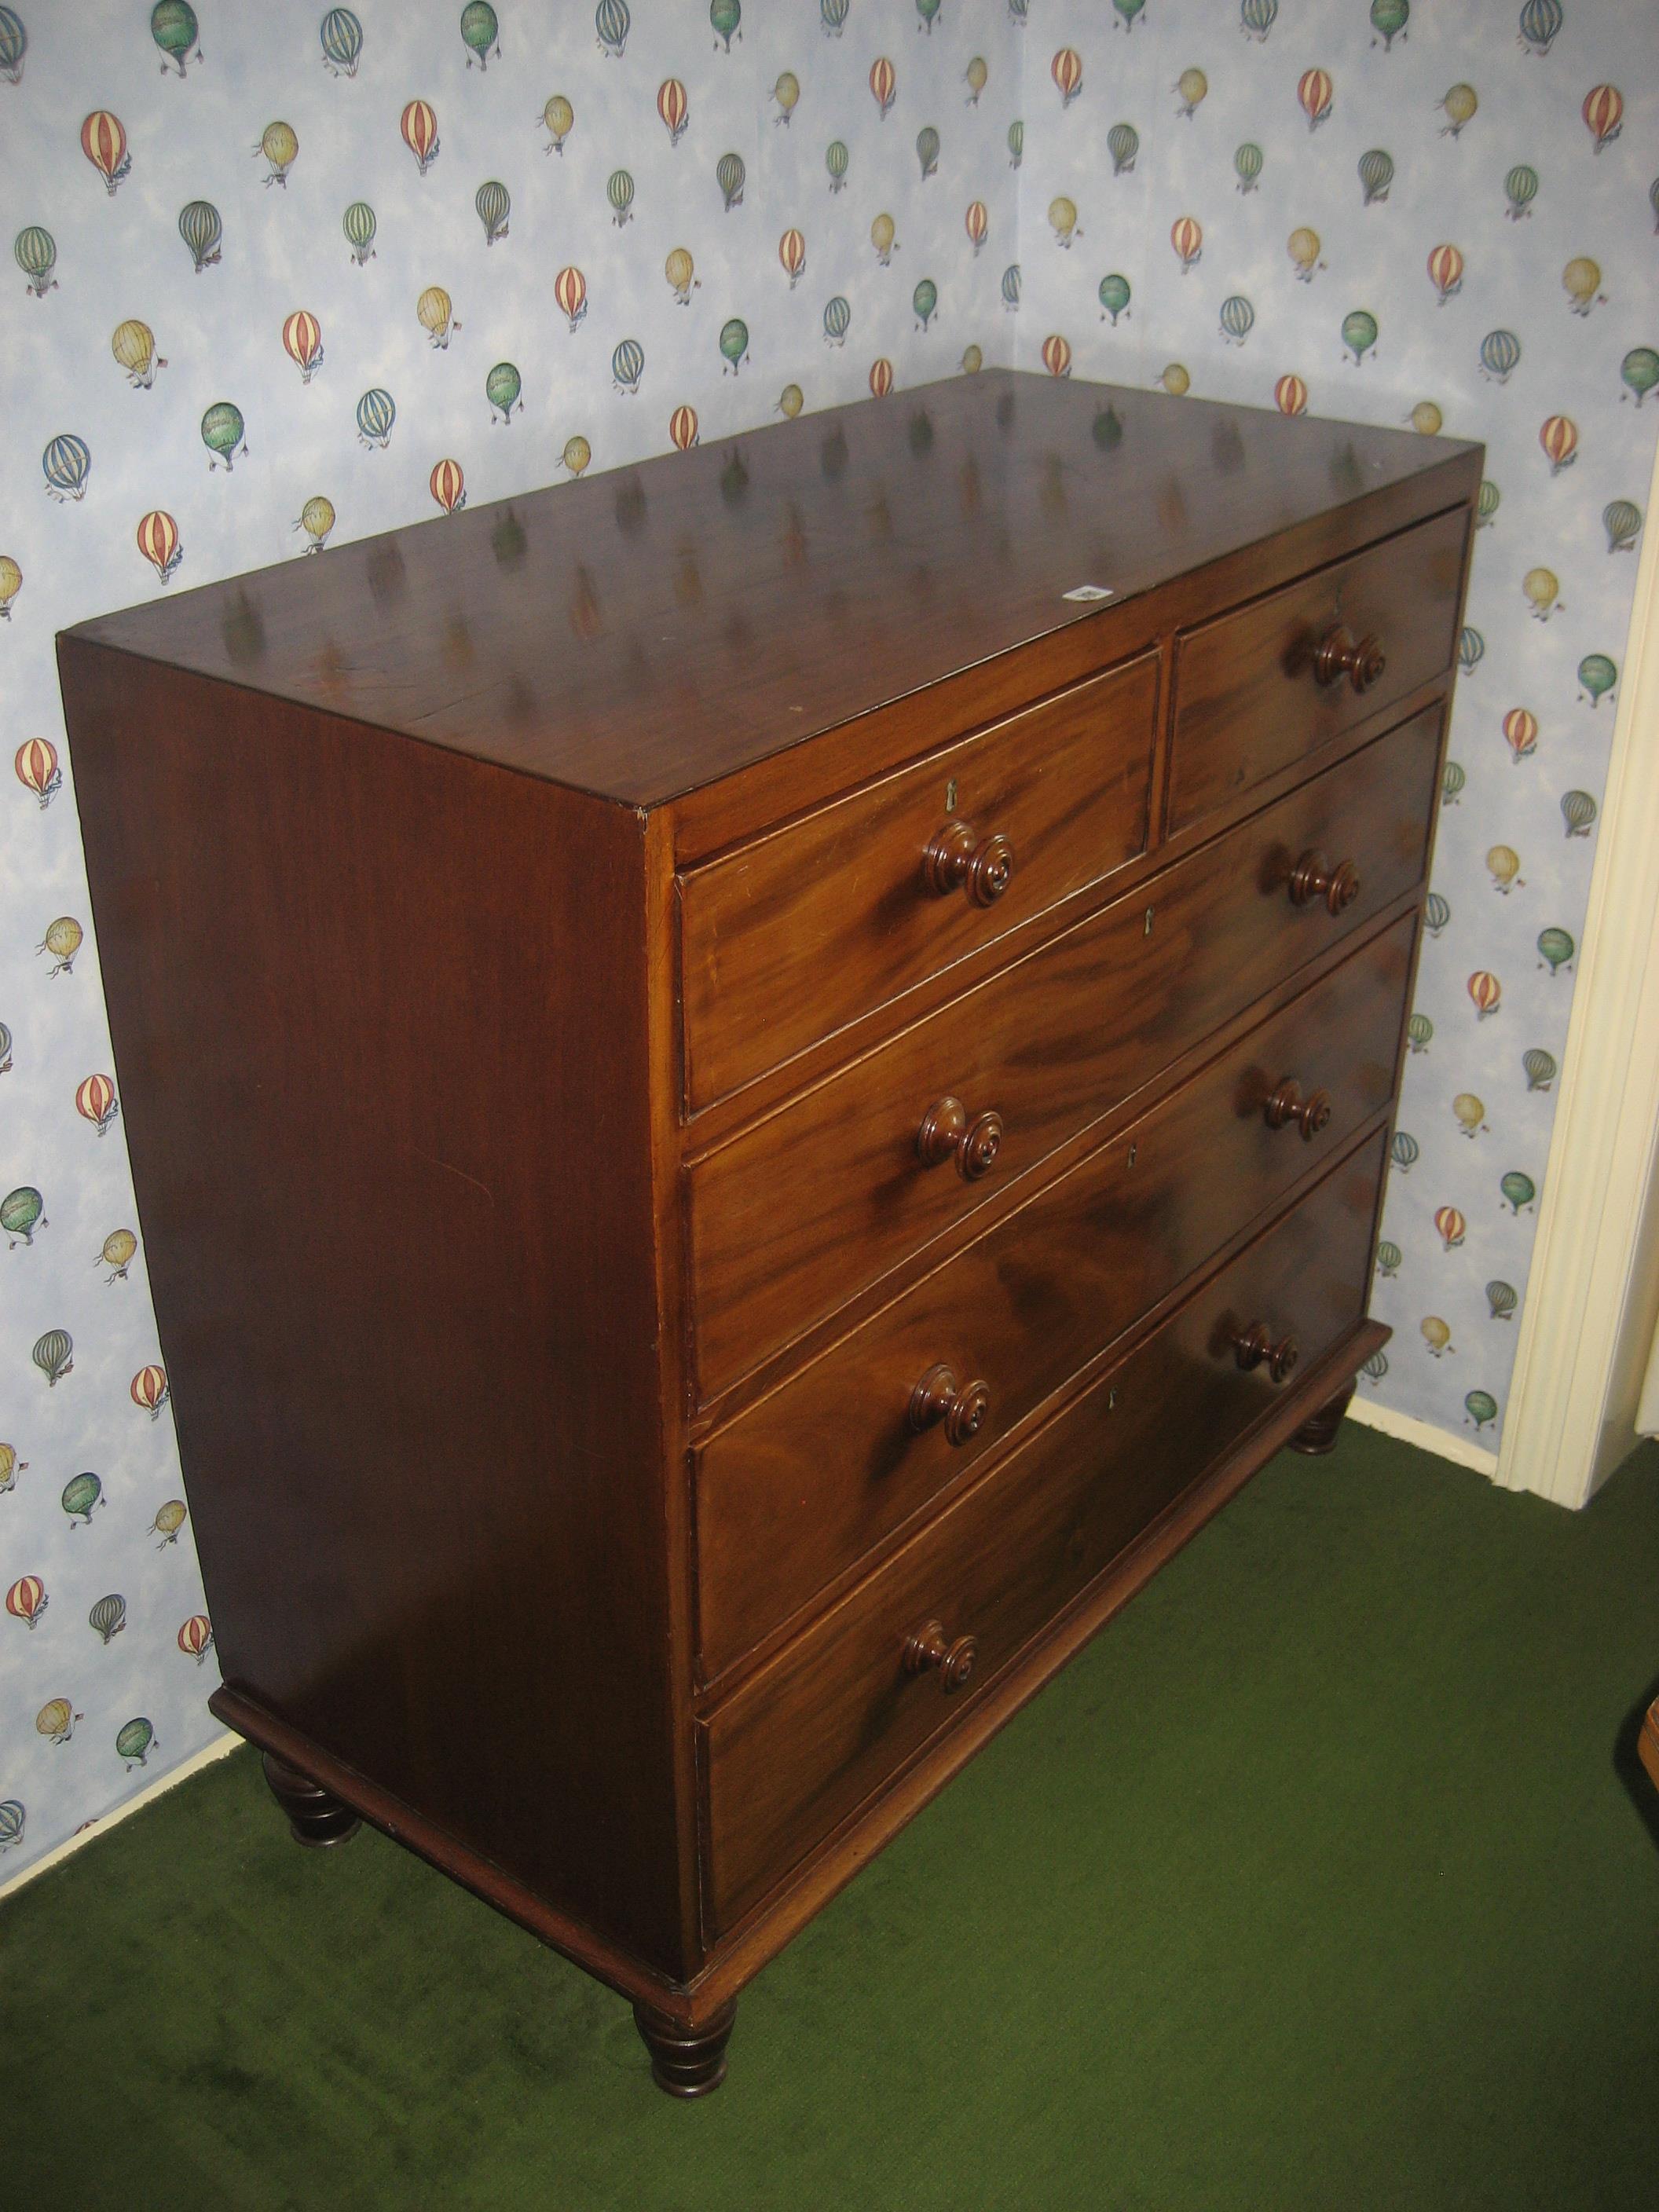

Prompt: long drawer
[
  {"left": 694, "top": 913, "right": 1414, "bottom": 1681},
  {"left": 679, "top": 654, "right": 1159, "bottom": 1111},
  {"left": 701, "top": 1128, "right": 1387, "bottom": 1936},
  {"left": 1169, "top": 505, "right": 1465, "bottom": 834},
  {"left": 687, "top": 705, "right": 1441, "bottom": 1399}
]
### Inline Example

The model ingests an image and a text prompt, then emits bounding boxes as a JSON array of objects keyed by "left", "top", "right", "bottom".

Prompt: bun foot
[
  {"left": 262, "top": 1751, "right": 361, "bottom": 1847},
  {"left": 1287, "top": 1381, "right": 1356, "bottom": 1457},
  {"left": 632, "top": 1998, "right": 737, "bottom": 2098}
]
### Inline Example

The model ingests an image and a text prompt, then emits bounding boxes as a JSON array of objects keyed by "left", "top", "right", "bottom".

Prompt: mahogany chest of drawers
[{"left": 60, "top": 369, "right": 1479, "bottom": 2096}]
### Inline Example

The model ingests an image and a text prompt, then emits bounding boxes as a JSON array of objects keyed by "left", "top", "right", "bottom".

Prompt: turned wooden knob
[
  {"left": 1313, "top": 624, "right": 1386, "bottom": 694},
  {"left": 904, "top": 1617, "right": 979, "bottom": 1692},
  {"left": 1288, "top": 851, "right": 1360, "bottom": 917},
  {"left": 1234, "top": 1322, "right": 1300, "bottom": 1384},
  {"left": 921, "top": 820, "right": 1015, "bottom": 907},
  {"left": 908, "top": 1362, "right": 991, "bottom": 1447},
  {"left": 1264, "top": 1079, "right": 1333, "bottom": 1141},
  {"left": 916, "top": 1096, "right": 1003, "bottom": 1180}
]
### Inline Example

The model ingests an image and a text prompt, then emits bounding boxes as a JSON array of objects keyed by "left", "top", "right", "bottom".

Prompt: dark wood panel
[
  {"left": 1170, "top": 506, "right": 1467, "bottom": 833},
  {"left": 679, "top": 653, "right": 1159, "bottom": 1111},
  {"left": 58, "top": 639, "right": 692, "bottom": 1978},
  {"left": 687, "top": 708, "right": 1441, "bottom": 1398},
  {"left": 695, "top": 914, "right": 1415, "bottom": 1681},
  {"left": 702, "top": 1130, "right": 1388, "bottom": 1936},
  {"left": 64, "top": 371, "right": 1479, "bottom": 807}
]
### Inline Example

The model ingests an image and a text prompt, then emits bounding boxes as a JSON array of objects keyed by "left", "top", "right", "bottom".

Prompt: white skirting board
[
  {"left": 1344, "top": 1391, "right": 1500, "bottom": 1479},
  {"left": 0, "top": 1728, "right": 240, "bottom": 1903}
]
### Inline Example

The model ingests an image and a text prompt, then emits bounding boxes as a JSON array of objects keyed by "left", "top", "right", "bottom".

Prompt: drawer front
[
  {"left": 688, "top": 705, "right": 1439, "bottom": 1399},
  {"left": 701, "top": 1129, "right": 1387, "bottom": 1935},
  {"left": 1169, "top": 506, "right": 1467, "bottom": 834},
  {"left": 695, "top": 914, "right": 1414, "bottom": 1680},
  {"left": 680, "top": 654, "right": 1159, "bottom": 1111}
]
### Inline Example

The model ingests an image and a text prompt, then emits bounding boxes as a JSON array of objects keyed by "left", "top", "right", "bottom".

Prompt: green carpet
[{"left": 6, "top": 1425, "right": 1658, "bottom": 2212}]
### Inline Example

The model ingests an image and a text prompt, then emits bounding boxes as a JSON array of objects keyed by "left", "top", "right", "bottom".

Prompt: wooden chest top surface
[{"left": 66, "top": 369, "right": 1478, "bottom": 807}]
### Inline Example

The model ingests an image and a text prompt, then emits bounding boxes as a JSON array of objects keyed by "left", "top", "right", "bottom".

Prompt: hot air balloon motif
[
  {"left": 99, "top": 1229, "right": 138, "bottom": 1280},
  {"left": 1480, "top": 329, "right": 1522, "bottom": 383},
  {"left": 282, "top": 310, "right": 323, "bottom": 384},
  {"left": 151, "top": 1, "right": 200, "bottom": 75},
  {"left": 430, "top": 459, "right": 466, "bottom": 515},
  {"left": 1361, "top": 1352, "right": 1389, "bottom": 1387},
  {"left": 1487, "top": 844, "right": 1522, "bottom": 892},
  {"left": 1561, "top": 258, "right": 1605, "bottom": 317},
  {"left": 1052, "top": 48, "right": 1082, "bottom": 106},
  {"left": 6, "top": 1576, "right": 46, "bottom": 1628},
  {"left": 1426, "top": 244, "right": 1463, "bottom": 303},
  {"left": 1538, "top": 416, "right": 1577, "bottom": 474},
  {"left": 670, "top": 406, "right": 699, "bottom": 452},
  {"left": 1459, "top": 628, "right": 1485, "bottom": 675},
  {"left": 965, "top": 201, "right": 988, "bottom": 254},
  {"left": 1420, "top": 1316, "right": 1452, "bottom": 1357},
  {"left": 1240, "top": 0, "right": 1278, "bottom": 39},
  {"left": 201, "top": 401, "right": 246, "bottom": 471},
  {"left": 1372, "top": 0, "right": 1409, "bottom": 46},
  {"left": 710, "top": 0, "right": 741, "bottom": 49},
  {"left": 1602, "top": 502, "right": 1642, "bottom": 555},
  {"left": 90, "top": 1591, "right": 126, "bottom": 1643},
  {"left": 1438, "top": 82, "right": 1478, "bottom": 134},
  {"left": 1537, "top": 928, "right": 1574, "bottom": 976},
  {"left": 1522, "top": 568, "right": 1560, "bottom": 619},
  {"left": 1469, "top": 971, "right": 1501, "bottom": 1019},
  {"left": 255, "top": 121, "right": 298, "bottom": 188},
  {"left": 134, "top": 506, "right": 184, "bottom": 584},
  {"left": 1500, "top": 1171, "right": 1536, "bottom": 1214},
  {"left": 16, "top": 738, "right": 61, "bottom": 807},
  {"left": 540, "top": 95, "right": 574, "bottom": 154},
  {"left": 1560, "top": 789, "right": 1597, "bottom": 838},
  {"left": 870, "top": 358, "right": 894, "bottom": 400},
  {"left": 1220, "top": 296, "right": 1254, "bottom": 346},
  {"left": 826, "top": 140, "right": 849, "bottom": 192},
  {"left": 1582, "top": 85, "right": 1623, "bottom": 151},
  {"left": 1464, "top": 1391, "right": 1498, "bottom": 1432},
  {"left": 38, "top": 1699, "right": 80, "bottom": 1744},
  {"left": 1049, "top": 197, "right": 1079, "bottom": 248},
  {"left": 1274, "top": 375, "right": 1307, "bottom": 416},
  {"left": 0, "top": 558, "right": 18, "bottom": 621},
  {"left": 320, "top": 9, "right": 362, "bottom": 74},
  {"left": 1157, "top": 365, "right": 1192, "bottom": 397},
  {"left": 655, "top": 77, "right": 688, "bottom": 145},
  {"left": 1342, "top": 311, "right": 1378, "bottom": 366},
  {"left": 1452, "top": 1094, "right": 1487, "bottom": 1138},
  {"left": 871, "top": 213, "right": 896, "bottom": 262},
  {"left": 61, "top": 1471, "right": 103, "bottom": 1525},
  {"left": 916, "top": 0, "right": 939, "bottom": 31},
  {"left": 1620, "top": 350, "right": 1659, "bottom": 407},
  {"left": 1408, "top": 402, "right": 1443, "bottom": 436},
  {"left": 38, "top": 916, "right": 80, "bottom": 975},
  {"left": 1518, "top": 0, "right": 1562, "bottom": 53},
  {"left": 562, "top": 437, "right": 591, "bottom": 478},
  {"left": 870, "top": 57, "right": 896, "bottom": 117},
  {"left": 777, "top": 384, "right": 803, "bottom": 419},
  {"left": 151, "top": 1500, "right": 187, "bottom": 1545},
  {"left": 2, "top": 1187, "right": 45, "bottom": 1245},
  {"left": 913, "top": 279, "right": 938, "bottom": 330},
  {"left": 1287, "top": 228, "right": 1323, "bottom": 283},
  {"left": 779, "top": 228, "right": 806, "bottom": 286},
  {"left": 460, "top": 0, "right": 500, "bottom": 67},
  {"left": 665, "top": 247, "right": 696, "bottom": 304},
  {"left": 612, "top": 339, "right": 644, "bottom": 394},
  {"left": 1477, "top": 481, "right": 1500, "bottom": 528},
  {"left": 1175, "top": 68, "right": 1207, "bottom": 119},
  {"left": 1358, "top": 148, "right": 1393, "bottom": 204},
  {"left": 1100, "top": 274, "right": 1130, "bottom": 324},
  {"left": 178, "top": 199, "right": 222, "bottom": 273},
  {"left": 33, "top": 1329, "right": 72, "bottom": 1385},
  {"left": 42, "top": 434, "right": 90, "bottom": 501},
  {"left": 127, "top": 1366, "right": 167, "bottom": 1424},
  {"left": 81, "top": 112, "right": 131, "bottom": 196},
  {"left": 401, "top": 100, "right": 440, "bottom": 175},
  {"left": 1007, "top": 120, "right": 1023, "bottom": 167},
  {"left": 295, "top": 496, "right": 334, "bottom": 554},
  {"left": 486, "top": 362, "right": 521, "bottom": 423},
  {"left": 555, "top": 266, "right": 587, "bottom": 330},
  {"left": 418, "top": 287, "right": 456, "bottom": 348},
  {"left": 720, "top": 318, "right": 749, "bottom": 373},
  {"left": 1376, "top": 1241, "right": 1401, "bottom": 1279},
  {"left": 917, "top": 126, "right": 940, "bottom": 181},
  {"left": 1486, "top": 1282, "right": 1518, "bottom": 1322},
  {"left": 1504, "top": 165, "right": 1538, "bottom": 221},
  {"left": 1002, "top": 265, "right": 1021, "bottom": 310},
  {"left": 357, "top": 388, "right": 395, "bottom": 449},
  {"left": 15, "top": 225, "right": 57, "bottom": 296},
  {"left": 1113, "top": 0, "right": 1145, "bottom": 29},
  {"left": 595, "top": 0, "right": 629, "bottom": 55},
  {"left": 1577, "top": 654, "right": 1617, "bottom": 707},
  {"left": 0, "top": 1442, "right": 24, "bottom": 1491},
  {"left": 1425, "top": 893, "right": 1451, "bottom": 936},
  {"left": 823, "top": 295, "right": 850, "bottom": 348},
  {"left": 1169, "top": 217, "right": 1201, "bottom": 273},
  {"left": 112, "top": 319, "right": 166, "bottom": 388},
  {"left": 1434, "top": 1207, "right": 1467, "bottom": 1250},
  {"left": 1235, "top": 142, "right": 1264, "bottom": 192},
  {"left": 1298, "top": 69, "right": 1333, "bottom": 130},
  {"left": 1393, "top": 1130, "right": 1420, "bottom": 1170},
  {"left": 1042, "top": 334, "right": 1072, "bottom": 379},
  {"left": 179, "top": 1613, "right": 214, "bottom": 1663},
  {"left": 117, "top": 1717, "right": 156, "bottom": 1768},
  {"left": 965, "top": 54, "right": 988, "bottom": 101},
  {"left": 76, "top": 1073, "right": 118, "bottom": 1133},
  {"left": 476, "top": 181, "right": 511, "bottom": 246},
  {"left": 0, "top": 5, "right": 24, "bottom": 82},
  {"left": 1503, "top": 708, "right": 1539, "bottom": 762},
  {"left": 1108, "top": 123, "right": 1138, "bottom": 174},
  {"left": 1522, "top": 1049, "right": 1557, "bottom": 1092},
  {"left": 774, "top": 72, "right": 797, "bottom": 124}
]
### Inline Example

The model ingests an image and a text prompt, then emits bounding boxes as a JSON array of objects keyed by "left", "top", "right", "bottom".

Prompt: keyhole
[
  {"left": 1144, "top": 906, "right": 1155, "bottom": 936},
  {"left": 945, "top": 778, "right": 958, "bottom": 814},
  {"left": 1127, "top": 1143, "right": 1137, "bottom": 1168}
]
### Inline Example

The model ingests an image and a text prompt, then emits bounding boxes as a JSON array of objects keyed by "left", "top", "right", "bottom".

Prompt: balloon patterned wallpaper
[
  {"left": 1, "top": 0, "right": 1029, "bottom": 1887},
  {"left": 1, "top": 2, "right": 1654, "bottom": 1889}
]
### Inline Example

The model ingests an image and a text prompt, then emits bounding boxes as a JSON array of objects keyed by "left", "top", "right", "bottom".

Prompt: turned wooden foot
[
  {"left": 1287, "top": 1381, "right": 1356, "bottom": 1456},
  {"left": 262, "top": 1751, "right": 361, "bottom": 1847},
  {"left": 632, "top": 1998, "right": 737, "bottom": 2098}
]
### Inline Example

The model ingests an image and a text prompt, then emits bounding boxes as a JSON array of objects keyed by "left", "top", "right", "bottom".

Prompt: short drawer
[
  {"left": 679, "top": 654, "right": 1159, "bottom": 1111},
  {"left": 694, "top": 912, "right": 1415, "bottom": 1680},
  {"left": 701, "top": 1127, "right": 1387, "bottom": 1936},
  {"left": 687, "top": 705, "right": 1440, "bottom": 1399},
  {"left": 1169, "top": 506, "right": 1467, "bottom": 834}
]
